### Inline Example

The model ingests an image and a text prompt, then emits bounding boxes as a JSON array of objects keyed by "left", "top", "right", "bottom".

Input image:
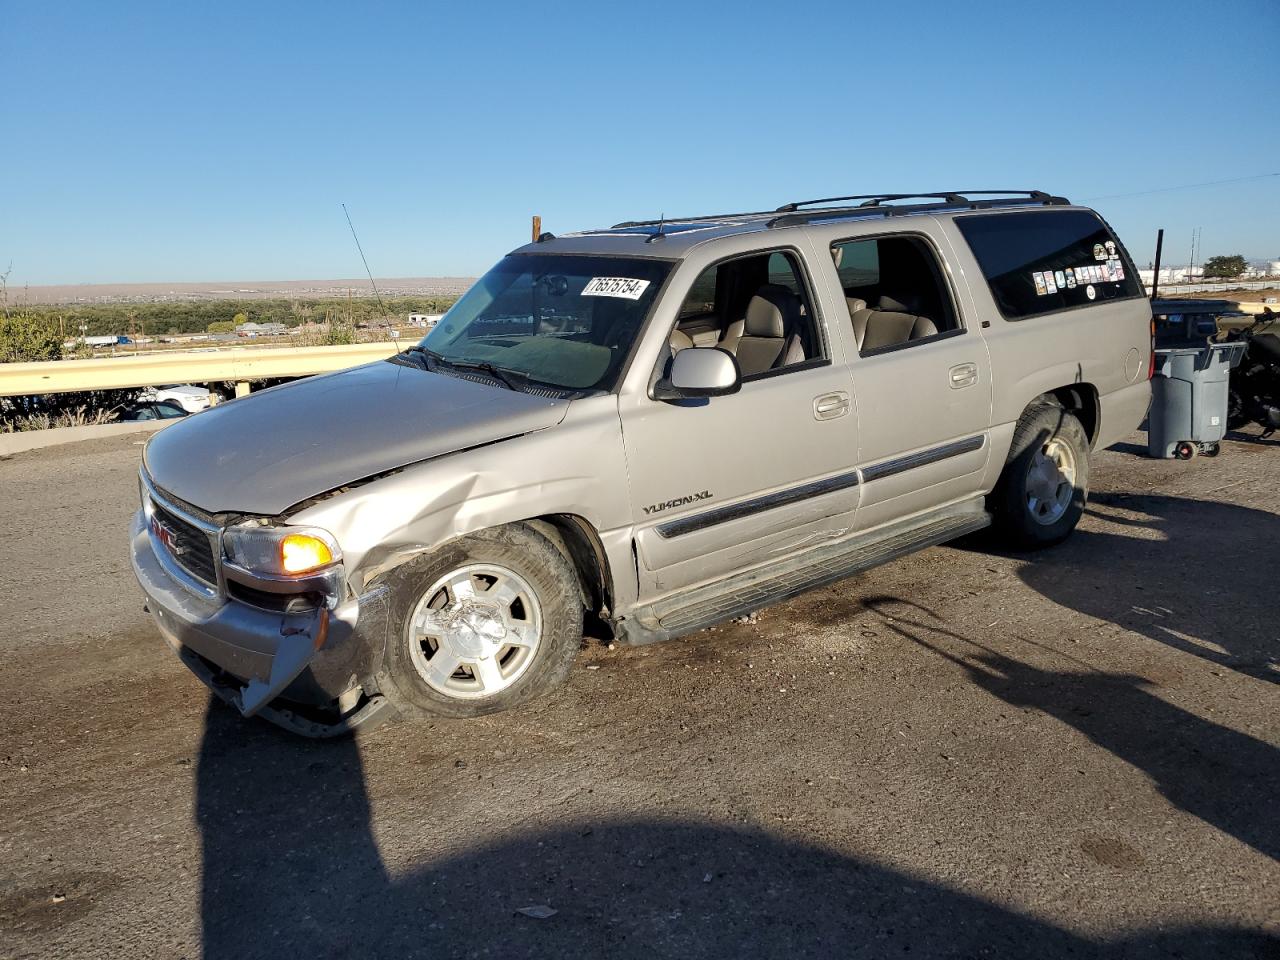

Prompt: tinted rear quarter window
[{"left": 956, "top": 209, "right": 1142, "bottom": 320}]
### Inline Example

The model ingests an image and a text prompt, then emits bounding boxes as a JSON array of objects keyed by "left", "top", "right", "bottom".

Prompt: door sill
[{"left": 615, "top": 498, "right": 991, "bottom": 645}]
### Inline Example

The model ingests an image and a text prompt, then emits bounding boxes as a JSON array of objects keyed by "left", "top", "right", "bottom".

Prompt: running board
[{"left": 617, "top": 501, "right": 991, "bottom": 646}]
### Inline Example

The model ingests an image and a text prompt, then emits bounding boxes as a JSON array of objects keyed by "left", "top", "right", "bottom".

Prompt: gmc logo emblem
[{"left": 150, "top": 514, "right": 186, "bottom": 556}]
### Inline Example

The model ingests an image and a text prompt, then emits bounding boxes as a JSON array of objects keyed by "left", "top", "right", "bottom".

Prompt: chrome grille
[{"left": 150, "top": 500, "right": 218, "bottom": 586}]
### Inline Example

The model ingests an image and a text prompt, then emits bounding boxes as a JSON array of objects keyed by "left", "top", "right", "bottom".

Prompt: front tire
[
  {"left": 376, "top": 523, "right": 584, "bottom": 719},
  {"left": 992, "top": 399, "right": 1090, "bottom": 549}
]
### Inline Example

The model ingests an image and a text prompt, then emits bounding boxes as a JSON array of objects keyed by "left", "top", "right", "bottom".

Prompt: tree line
[{"left": 4, "top": 295, "right": 458, "bottom": 343}]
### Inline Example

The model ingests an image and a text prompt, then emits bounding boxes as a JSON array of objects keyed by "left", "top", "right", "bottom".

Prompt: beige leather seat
[
  {"left": 728, "top": 287, "right": 806, "bottom": 376},
  {"left": 849, "top": 295, "right": 938, "bottom": 352},
  {"left": 669, "top": 328, "right": 694, "bottom": 353}
]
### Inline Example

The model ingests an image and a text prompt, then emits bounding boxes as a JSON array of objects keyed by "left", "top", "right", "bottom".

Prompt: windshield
[{"left": 417, "top": 254, "right": 673, "bottom": 391}]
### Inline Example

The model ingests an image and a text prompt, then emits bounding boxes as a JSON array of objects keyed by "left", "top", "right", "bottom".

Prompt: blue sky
[{"left": 4, "top": 0, "right": 1277, "bottom": 285}]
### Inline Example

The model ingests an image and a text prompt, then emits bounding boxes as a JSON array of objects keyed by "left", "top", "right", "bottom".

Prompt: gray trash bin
[{"left": 1147, "top": 342, "right": 1247, "bottom": 459}]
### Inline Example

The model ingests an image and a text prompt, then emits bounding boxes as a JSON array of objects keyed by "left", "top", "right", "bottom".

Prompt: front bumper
[{"left": 130, "top": 510, "right": 393, "bottom": 735}]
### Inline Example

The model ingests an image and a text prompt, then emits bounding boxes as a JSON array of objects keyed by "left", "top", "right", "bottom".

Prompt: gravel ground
[{"left": 0, "top": 431, "right": 1277, "bottom": 959}]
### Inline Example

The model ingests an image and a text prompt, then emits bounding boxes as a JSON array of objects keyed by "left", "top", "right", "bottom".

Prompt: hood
[{"left": 144, "top": 360, "right": 569, "bottom": 515}]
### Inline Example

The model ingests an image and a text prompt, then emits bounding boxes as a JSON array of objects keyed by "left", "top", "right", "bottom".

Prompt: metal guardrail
[{"left": 0, "top": 341, "right": 402, "bottom": 398}]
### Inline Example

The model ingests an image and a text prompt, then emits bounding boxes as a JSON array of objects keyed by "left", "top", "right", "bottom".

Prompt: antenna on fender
[{"left": 342, "top": 203, "right": 393, "bottom": 334}]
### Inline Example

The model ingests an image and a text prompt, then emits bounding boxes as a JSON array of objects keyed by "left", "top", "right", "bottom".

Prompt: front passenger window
[{"left": 670, "top": 250, "right": 826, "bottom": 379}]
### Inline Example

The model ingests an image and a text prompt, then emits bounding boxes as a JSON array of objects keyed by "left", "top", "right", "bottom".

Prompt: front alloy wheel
[
  {"left": 377, "top": 523, "right": 584, "bottom": 719},
  {"left": 407, "top": 564, "right": 543, "bottom": 699}
]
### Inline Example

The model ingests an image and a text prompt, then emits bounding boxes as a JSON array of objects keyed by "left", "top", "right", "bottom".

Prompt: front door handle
[
  {"left": 949, "top": 363, "right": 979, "bottom": 389},
  {"left": 813, "top": 391, "right": 850, "bottom": 420}
]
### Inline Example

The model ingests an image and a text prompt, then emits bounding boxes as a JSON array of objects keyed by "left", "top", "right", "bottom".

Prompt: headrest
[
  {"left": 878, "top": 293, "right": 920, "bottom": 314},
  {"left": 744, "top": 295, "right": 786, "bottom": 338},
  {"left": 845, "top": 297, "right": 868, "bottom": 314},
  {"left": 669, "top": 329, "right": 693, "bottom": 352}
]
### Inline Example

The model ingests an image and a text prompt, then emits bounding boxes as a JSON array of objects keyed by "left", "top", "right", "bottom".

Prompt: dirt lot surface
[{"left": 1, "top": 431, "right": 1277, "bottom": 959}]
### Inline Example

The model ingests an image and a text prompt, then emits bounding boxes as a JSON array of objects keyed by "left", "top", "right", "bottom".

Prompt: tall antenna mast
[{"left": 342, "top": 203, "right": 391, "bottom": 329}]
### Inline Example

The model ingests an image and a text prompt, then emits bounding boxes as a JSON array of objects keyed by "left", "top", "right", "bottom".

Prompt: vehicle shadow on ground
[
  {"left": 1013, "top": 492, "right": 1279, "bottom": 685},
  {"left": 860, "top": 595, "right": 1280, "bottom": 864},
  {"left": 195, "top": 700, "right": 1277, "bottom": 959}
]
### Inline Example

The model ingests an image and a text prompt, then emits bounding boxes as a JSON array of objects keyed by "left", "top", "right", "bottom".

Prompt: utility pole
[
  {"left": 532, "top": 215, "right": 542, "bottom": 243},
  {"left": 1151, "top": 228, "right": 1164, "bottom": 300}
]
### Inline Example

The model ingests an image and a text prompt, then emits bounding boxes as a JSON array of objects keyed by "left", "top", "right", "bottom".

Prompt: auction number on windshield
[{"left": 581, "top": 277, "right": 651, "bottom": 300}]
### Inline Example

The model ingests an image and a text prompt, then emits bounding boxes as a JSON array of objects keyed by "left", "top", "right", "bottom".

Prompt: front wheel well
[
  {"left": 1042, "top": 384, "right": 1099, "bottom": 447},
  {"left": 523, "top": 515, "right": 613, "bottom": 620}
]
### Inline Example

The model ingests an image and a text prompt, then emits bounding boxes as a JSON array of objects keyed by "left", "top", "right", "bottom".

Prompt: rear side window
[{"left": 956, "top": 209, "right": 1142, "bottom": 320}]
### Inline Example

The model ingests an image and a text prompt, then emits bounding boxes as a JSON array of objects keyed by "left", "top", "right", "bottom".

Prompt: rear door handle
[
  {"left": 813, "top": 391, "right": 850, "bottom": 420},
  {"left": 949, "top": 363, "right": 978, "bottom": 389}
]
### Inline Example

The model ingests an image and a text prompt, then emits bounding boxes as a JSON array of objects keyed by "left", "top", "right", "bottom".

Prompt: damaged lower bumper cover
[{"left": 130, "top": 511, "right": 394, "bottom": 737}]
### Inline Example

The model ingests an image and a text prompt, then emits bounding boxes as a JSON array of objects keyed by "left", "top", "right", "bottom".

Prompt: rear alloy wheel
[
  {"left": 377, "top": 524, "right": 583, "bottom": 719},
  {"left": 993, "top": 399, "right": 1090, "bottom": 549},
  {"left": 1025, "top": 436, "right": 1077, "bottom": 526}
]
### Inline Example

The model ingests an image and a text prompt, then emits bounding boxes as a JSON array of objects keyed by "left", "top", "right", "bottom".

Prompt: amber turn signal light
[{"left": 280, "top": 534, "right": 334, "bottom": 574}]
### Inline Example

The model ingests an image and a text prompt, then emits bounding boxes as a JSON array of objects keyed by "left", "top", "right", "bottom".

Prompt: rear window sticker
[
  {"left": 1085, "top": 284, "right": 1097, "bottom": 300},
  {"left": 1105, "top": 240, "right": 1117, "bottom": 258},
  {"left": 1044, "top": 271, "right": 1058, "bottom": 294},
  {"left": 1054, "top": 270, "right": 1066, "bottom": 289},
  {"left": 581, "top": 277, "right": 652, "bottom": 300},
  {"left": 1113, "top": 263, "right": 1125, "bottom": 281},
  {"left": 1033, "top": 272, "right": 1048, "bottom": 295},
  {"left": 1093, "top": 243, "right": 1107, "bottom": 261},
  {"left": 1065, "top": 267, "right": 1077, "bottom": 288}
]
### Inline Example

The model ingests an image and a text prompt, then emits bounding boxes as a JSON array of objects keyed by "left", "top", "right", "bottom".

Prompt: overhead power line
[{"left": 1084, "top": 172, "right": 1279, "bottom": 203}]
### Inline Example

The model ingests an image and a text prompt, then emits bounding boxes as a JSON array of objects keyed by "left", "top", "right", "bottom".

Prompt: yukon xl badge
[{"left": 643, "top": 490, "right": 713, "bottom": 515}]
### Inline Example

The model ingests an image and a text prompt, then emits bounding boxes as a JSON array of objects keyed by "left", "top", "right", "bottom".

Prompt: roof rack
[
  {"left": 767, "top": 190, "right": 1068, "bottom": 228},
  {"left": 774, "top": 190, "right": 1057, "bottom": 212},
  {"left": 610, "top": 191, "right": 1069, "bottom": 234}
]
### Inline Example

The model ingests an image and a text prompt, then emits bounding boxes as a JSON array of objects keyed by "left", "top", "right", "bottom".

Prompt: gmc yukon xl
[{"left": 130, "top": 190, "right": 1152, "bottom": 735}]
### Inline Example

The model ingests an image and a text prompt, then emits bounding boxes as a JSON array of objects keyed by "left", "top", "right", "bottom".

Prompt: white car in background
[{"left": 138, "top": 384, "right": 211, "bottom": 413}]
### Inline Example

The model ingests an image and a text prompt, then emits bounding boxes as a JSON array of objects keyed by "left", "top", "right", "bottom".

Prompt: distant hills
[{"left": 6, "top": 277, "right": 476, "bottom": 306}]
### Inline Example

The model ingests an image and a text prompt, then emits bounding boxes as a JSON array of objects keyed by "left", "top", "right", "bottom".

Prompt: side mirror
[{"left": 654, "top": 346, "right": 742, "bottom": 401}]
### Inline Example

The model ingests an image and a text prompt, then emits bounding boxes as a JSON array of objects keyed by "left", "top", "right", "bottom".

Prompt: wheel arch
[
  {"left": 523, "top": 514, "right": 615, "bottom": 619},
  {"left": 1040, "top": 383, "right": 1100, "bottom": 447}
]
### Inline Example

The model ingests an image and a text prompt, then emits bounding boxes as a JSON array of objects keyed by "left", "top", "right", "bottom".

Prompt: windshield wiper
[{"left": 432, "top": 356, "right": 522, "bottom": 391}]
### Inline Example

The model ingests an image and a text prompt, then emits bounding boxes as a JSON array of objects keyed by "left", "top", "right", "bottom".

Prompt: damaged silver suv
[{"left": 131, "top": 191, "right": 1153, "bottom": 735}]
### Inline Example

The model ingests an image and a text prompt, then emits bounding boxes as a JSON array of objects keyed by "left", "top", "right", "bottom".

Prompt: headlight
[{"left": 224, "top": 522, "right": 341, "bottom": 577}]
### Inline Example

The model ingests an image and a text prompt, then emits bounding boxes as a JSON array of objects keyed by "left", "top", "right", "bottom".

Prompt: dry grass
[{"left": 1, "top": 406, "right": 119, "bottom": 433}]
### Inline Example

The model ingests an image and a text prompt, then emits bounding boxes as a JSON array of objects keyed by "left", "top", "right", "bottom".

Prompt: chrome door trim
[
  {"left": 656, "top": 469, "right": 861, "bottom": 539},
  {"left": 653, "top": 434, "right": 986, "bottom": 540},
  {"left": 860, "top": 435, "right": 986, "bottom": 484}
]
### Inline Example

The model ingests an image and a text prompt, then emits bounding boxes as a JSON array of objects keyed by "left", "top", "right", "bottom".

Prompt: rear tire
[
  {"left": 992, "top": 399, "right": 1090, "bottom": 550},
  {"left": 376, "top": 523, "right": 583, "bottom": 720}
]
